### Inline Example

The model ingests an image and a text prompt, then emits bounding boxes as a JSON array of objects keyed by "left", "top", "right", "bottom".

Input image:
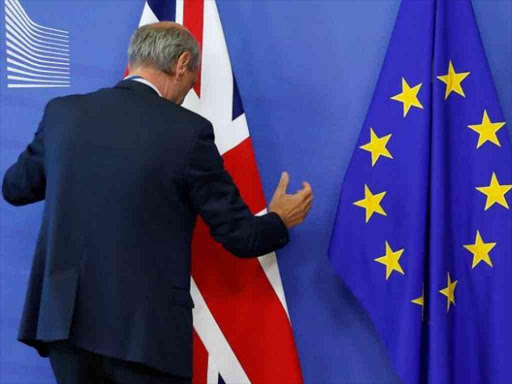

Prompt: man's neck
[
  {"left": 127, "top": 68, "right": 168, "bottom": 97},
  {"left": 127, "top": 67, "right": 181, "bottom": 104},
  {"left": 125, "top": 75, "right": 162, "bottom": 97}
]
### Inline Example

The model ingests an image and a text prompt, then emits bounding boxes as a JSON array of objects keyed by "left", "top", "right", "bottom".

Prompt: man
[{"left": 2, "top": 22, "right": 313, "bottom": 384}]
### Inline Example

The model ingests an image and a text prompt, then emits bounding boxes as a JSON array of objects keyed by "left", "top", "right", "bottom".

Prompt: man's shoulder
[
  {"left": 41, "top": 93, "right": 82, "bottom": 116},
  {"left": 43, "top": 89, "right": 102, "bottom": 109}
]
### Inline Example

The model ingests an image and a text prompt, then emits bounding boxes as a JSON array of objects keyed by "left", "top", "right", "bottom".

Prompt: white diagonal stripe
[
  {"left": 191, "top": 278, "right": 251, "bottom": 384},
  {"left": 207, "top": 355, "right": 220, "bottom": 384},
  {"left": 255, "top": 208, "right": 290, "bottom": 318},
  {"left": 138, "top": 2, "right": 159, "bottom": 26}
]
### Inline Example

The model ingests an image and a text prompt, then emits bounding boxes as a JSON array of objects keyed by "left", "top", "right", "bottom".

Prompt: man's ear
[{"left": 176, "top": 52, "right": 191, "bottom": 79}]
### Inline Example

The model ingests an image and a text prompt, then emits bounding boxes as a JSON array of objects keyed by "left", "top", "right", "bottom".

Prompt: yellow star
[
  {"left": 353, "top": 185, "right": 387, "bottom": 223},
  {"left": 359, "top": 128, "right": 393, "bottom": 167},
  {"left": 411, "top": 285, "right": 425, "bottom": 320},
  {"left": 437, "top": 60, "right": 470, "bottom": 99},
  {"left": 468, "top": 110, "right": 506, "bottom": 149},
  {"left": 439, "top": 273, "right": 458, "bottom": 312},
  {"left": 476, "top": 172, "right": 512, "bottom": 210},
  {"left": 374, "top": 241, "right": 405, "bottom": 280},
  {"left": 411, "top": 292, "right": 424, "bottom": 307},
  {"left": 463, "top": 230, "right": 496, "bottom": 268},
  {"left": 390, "top": 77, "right": 424, "bottom": 117}
]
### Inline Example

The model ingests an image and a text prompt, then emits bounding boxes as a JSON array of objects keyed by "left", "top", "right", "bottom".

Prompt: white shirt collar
[{"left": 124, "top": 76, "right": 163, "bottom": 98}]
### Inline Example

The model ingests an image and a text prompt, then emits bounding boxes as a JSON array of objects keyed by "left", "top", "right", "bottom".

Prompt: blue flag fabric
[{"left": 328, "top": 1, "right": 512, "bottom": 383}]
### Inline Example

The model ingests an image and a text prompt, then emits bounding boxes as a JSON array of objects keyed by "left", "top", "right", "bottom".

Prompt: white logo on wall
[{"left": 5, "top": 0, "right": 70, "bottom": 88}]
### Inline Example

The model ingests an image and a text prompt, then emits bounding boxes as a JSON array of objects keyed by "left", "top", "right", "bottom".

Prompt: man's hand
[{"left": 269, "top": 171, "right": 313, "bottom": 229}]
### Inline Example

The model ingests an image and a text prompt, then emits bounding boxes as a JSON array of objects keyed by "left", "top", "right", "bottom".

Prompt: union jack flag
[{"left": 134, "top": 1, "right": 304, "bottom": 383}]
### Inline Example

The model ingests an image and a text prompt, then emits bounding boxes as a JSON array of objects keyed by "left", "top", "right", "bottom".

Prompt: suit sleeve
[
  {"left": 184, "top": 121, "right": 289, "bottom": 258},
  {"left": 2, "top": 111, "right": 46, "bottom": 206}
]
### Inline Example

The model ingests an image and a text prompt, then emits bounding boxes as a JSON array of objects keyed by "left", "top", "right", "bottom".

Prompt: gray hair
[{"left": 128, "top": 24, "right": 200, "bottom": 74}]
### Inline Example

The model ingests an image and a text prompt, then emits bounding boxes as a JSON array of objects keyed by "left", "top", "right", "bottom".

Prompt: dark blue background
[{"left": 1, "top": 1, "right": 510, "bottom": 383}]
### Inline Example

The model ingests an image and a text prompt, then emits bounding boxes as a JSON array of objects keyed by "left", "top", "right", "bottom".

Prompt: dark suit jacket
[{"left": 2, "top": 79, "right": 289, "bottom": 377}]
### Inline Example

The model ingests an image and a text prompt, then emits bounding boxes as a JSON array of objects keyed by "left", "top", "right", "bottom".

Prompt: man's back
[
  {"left": 42, "top": 80, "right": 204, "bottom": 289},
  {"left": 3, "top": 79, "right": 290, "bottom": 377}
]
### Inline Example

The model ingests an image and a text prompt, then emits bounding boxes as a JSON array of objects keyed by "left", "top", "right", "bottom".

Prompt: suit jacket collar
[{"left": 114, "top": 79, "right": 161, "bottom": 98}]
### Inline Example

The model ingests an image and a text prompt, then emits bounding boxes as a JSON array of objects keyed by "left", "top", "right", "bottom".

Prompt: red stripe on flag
[
  {"left": 191, "top": 138, "right": 304, "bottom": 384},
  {"left": 192, "top": 220, "right": 303, "bottom": 384},
  {"left": 183, "top": 0, "right": 204, "bottom": 97},
  {"left": 192, "top": 330, "right": 209, "bottom": 384},
  {"left": 222, "top": 138, "right": 267, "bottom": 214}
]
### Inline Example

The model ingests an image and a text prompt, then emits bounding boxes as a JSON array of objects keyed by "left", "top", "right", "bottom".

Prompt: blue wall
[{"left": 1, "top": 1, "right": 510, "bottom": 383}]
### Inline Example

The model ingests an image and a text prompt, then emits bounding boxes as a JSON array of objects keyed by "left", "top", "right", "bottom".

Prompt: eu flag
[{"left": 328, "top": 1, "right": 512, "bottom": 383}]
